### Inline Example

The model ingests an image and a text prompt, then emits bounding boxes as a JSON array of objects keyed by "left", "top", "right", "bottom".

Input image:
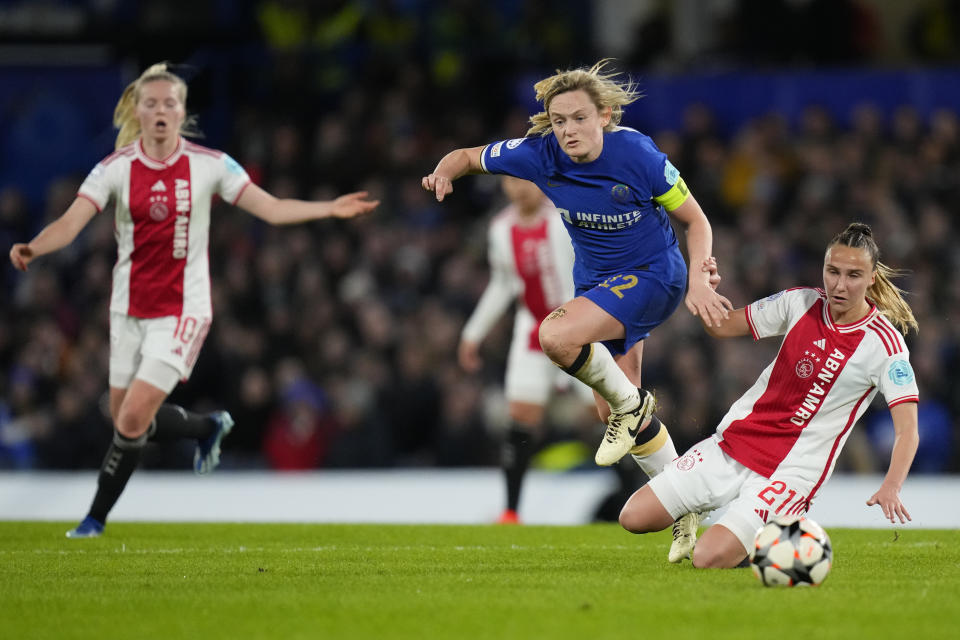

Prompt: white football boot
[
  {"left": 594, "top": 389, "right": 655, "bottom": 466},
  {"left": 668, "top": 512, "right": 701, "bottom": 563}
]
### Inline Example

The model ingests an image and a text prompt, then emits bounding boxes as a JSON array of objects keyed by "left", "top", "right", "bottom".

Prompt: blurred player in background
[
  {"left": 619, "top": 223, "right": 919, "bottom": 568},
  {"left": 459, "top": 176, "right": 637, "bottom": 524},
  {"left": 424, "top": 60, "right": 729, "bottom": 560},
  {"left": 9, "top": 63, "right": 379, "bottom": 538}
]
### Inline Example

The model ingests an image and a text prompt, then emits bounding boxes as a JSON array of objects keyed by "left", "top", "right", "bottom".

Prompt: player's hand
[
  {"left": 866, "top": 484, "right": 912, "bottom": 524},
  {"left": 458, "top": 340, "right": 482, "bottom": 373},
  {"left": 685, "top": 280, "right": 733, "bottom": 328},
  {"left": 702, "top": 256, "right": 721, "bottom": 290},
  {"left": 421, "top": 174, "right": 454, "bottom": 202},
  {"left": 328, "top": 191, "right": 380, "bottom": 219},
  {"left": 9, "top": 243, "right": 34, "bottom": 271}
]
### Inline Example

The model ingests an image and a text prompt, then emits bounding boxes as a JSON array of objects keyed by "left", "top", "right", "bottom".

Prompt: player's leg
[
  {"left": 606, "top": 341, "right": 679, "bottom": 477},
  {"left": 140, "top": 314, "right": 231, "bottom": 474},
  {"left": 539, "top": 296, "right": 637, "bottom": 411},
  {"left": 539, "top": 297, "right": 653, "bottom": 466},
  {"left": 691, "top": 469, "right": 768, "bottom": 569},
  {"left": 499, "top": 401, "right": 544, "bottom": 524},
  {"left": 148, "top": 404, "right": 217, "bottom": 442},
  {"left": 690, "top": 524, "right": 749, "bottom": 569},
  {"left": 620, "top": 438, "right": 741, "bottom": 562},
  {"left": 602, "top": 342, "right": 700, "bottom": 560},
  {"left": 67, "top": 314, "right": 152, "bottom": 538},
  {"left": 147, "top": 401, "right": 233, "bottom": 475},
  {"left": 498, "top": 342, "right": 551, "bottom": 523},
  {"left": 67, "top": 378, "right": 168, "bottom": 538},
  {"left": 617, "top": 484, "right": 676, "bottom": 533},
  {"left": 696, "top": 472, "right": 813, "bottom": 569}
]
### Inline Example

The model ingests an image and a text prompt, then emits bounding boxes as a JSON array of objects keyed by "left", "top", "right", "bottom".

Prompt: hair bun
[{"left": 847, "top": 222, "right": 872, "bottom": 237}]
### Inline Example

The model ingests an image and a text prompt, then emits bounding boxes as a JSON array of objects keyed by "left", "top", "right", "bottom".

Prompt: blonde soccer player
[
  {"left": 425, "top": 60, "right": 729, "bottom": 559},
  {"left": 9, "top": 63, "right": 378, "bottom": 538}
]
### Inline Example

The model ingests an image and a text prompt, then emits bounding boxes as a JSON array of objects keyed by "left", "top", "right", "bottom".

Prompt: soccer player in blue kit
[{"left": 423, "top": 60, "right": 732, "bottom": 561}]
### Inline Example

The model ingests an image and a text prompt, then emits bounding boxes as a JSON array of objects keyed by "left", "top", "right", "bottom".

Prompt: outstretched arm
[
  {"left": 866, "top": 401, "right": 919, "bottom": 524},
  {"left": 9, "top": 197, "right": 99, "bottom": 271},
  {"left": 458, "top": 250, "right": 516, "bottom": 372},
  {"left": 421, "top": 146, "right": 486, "bottom": 202},
  {"left": 236, "top": 184, "right": 379, "bottom": 225}
]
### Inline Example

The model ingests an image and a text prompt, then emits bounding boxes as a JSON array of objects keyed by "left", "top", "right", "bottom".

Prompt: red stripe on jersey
[
  {"left": 76, "top": 192, "right": 102, "bottom": 212},
  {"left": 511, "top": 219, "right": 552, "bottom": 351},
  {"left": 184, "top": 141, "right": 222, "bottom": 158},
  {"left": 867, "top": 322, "right": 893, "bottom": 355},
  {"left": 231, "top": 181, "right": 251, "bottom": 205},
  {"left": 870, "top": 319, "right": 901, "bottom": 355},
  {"left": 806, "top": 386, "right": 874, "bottom": 500},
  {"left": 127, "top": 155, "right": 191, "bottom": 317},
  {"left": 745, "top": 303, "right": 760, "bottom": 340},
  {"left": 718, "top": 300, "right": 865, "bottom": 477},
  {"left": 101, "top": 146, "right": 135, "bottom": 167},
  {"left": 870, "top": 325, "right": 893, "bottom": 356},
  {"left": 888, "top": 395, "right": 918, "bottom": 408}
]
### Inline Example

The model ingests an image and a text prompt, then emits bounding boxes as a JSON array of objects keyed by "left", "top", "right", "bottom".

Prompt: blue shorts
[{"left": 578, "top": 260, "right": 686, "bottom": 356}]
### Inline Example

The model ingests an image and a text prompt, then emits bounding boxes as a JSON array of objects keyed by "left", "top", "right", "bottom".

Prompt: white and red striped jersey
[
  {"left": 461, "top": 201, "right": 574, "bottom": 351},
  {"left": 715, "top": 287, "right": 918, "bottom": 497},
  {"left": 78, "top": 137, "right": 251, "bottom": 319}
]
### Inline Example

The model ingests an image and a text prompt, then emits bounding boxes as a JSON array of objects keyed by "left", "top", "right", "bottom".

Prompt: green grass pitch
[{"left": 2, "top": 522, "right": 957, "bottom": 639}]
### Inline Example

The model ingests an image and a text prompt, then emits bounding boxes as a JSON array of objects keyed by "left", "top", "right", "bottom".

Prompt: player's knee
[
  {"left": 691, "top": 542, "right": 737, "bottom": 569},
  {"left": 618, "top": 505, "right": 647, "bottom": 534},
  {"left": 690, "top": 543, "right": 719, "bottom": 568},
  {"left": 537, "top": 322, "right": 563, "bottom": 358},
  {"left": 114, "top": 408, "right": 151, "bottom": 439}
]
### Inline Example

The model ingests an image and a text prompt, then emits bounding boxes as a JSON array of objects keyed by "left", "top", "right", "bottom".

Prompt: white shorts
[
  {"left": 648, "top": 437, "right": 812, "bottom": 552},
  {"left": 109, "top": 312, "right": 211, "bottom": 393},
  {"left": 504, "top": 338, "right": 594, "bottom": 406}
]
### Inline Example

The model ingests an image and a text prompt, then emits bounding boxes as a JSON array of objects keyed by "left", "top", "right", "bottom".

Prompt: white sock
[
  {"left": 564, "top": 343, "right": 638, "bottom": 413},
  {"left": 631, "top": 424, "right": 678, "bottom": 479}
]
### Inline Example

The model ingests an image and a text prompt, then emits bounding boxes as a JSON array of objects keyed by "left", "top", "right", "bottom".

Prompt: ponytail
[
  {"left": 113, "top": 62, "right": 200, "bottom": 149},
  {"left": 829, "top": 222, "right": 918, "bottom": 335}
]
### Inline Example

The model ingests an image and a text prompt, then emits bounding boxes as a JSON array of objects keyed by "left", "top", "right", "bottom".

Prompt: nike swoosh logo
[
  {"left": 627, "top": 422, "right": 641, "bottom": 438},
  {"left": 546, "top": 180, "right": 565, "bottom": 187}
]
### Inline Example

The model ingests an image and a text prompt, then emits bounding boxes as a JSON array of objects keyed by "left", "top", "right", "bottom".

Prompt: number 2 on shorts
[{"left": 598, "top": 274, "right": 638, "bottom": 299}]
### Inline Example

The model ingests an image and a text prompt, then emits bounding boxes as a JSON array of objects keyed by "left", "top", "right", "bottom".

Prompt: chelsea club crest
[{"left": 611, "top": 183, "right": 630, "bottom": 203}]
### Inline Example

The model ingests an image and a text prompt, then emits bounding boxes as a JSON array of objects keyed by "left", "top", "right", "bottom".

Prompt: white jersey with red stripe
[
  {"left": 714, "top": 287, "right": 918, "bottom": 500},
  {"left": 461, "top": 201, "right": 574, "bottom": 351},
  {"left": 77, "top": 137, "right": 251, "bottom": 319}
]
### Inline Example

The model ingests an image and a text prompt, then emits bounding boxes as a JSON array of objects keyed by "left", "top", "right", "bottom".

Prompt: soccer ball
[{"left": 749, "top": 515, "right": 832, "bottom": 587}]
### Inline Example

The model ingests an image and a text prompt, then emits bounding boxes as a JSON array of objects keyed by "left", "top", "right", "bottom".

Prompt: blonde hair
[
  {"left": 113, "top": 63, "right": 200, "bottom": 149},
  {"left": 526, "top": 59, "right": 641, "bottom": 137},
  {"left": 829, "top": 222, "right": 918, "bottom": 334}
]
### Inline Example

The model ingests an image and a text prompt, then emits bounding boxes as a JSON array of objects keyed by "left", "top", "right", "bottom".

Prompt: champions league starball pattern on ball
[{"left": 750, "top": 515, "right": 833, "bottom": 587}]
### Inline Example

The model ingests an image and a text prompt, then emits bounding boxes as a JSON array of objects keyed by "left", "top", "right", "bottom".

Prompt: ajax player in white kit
[
  {"left": 458, "top": 177, "right": 604, "bottom": 524},
  {"left": 618, "top": 223, "right": 920, "bottom": 568},
  {"left": 9, "top": 63, "right": 379, "bottom": 538}
]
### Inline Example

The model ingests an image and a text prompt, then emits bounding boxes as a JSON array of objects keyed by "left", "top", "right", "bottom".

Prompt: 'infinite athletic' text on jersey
[{"left": 479, "top": 128, "right": 690, "bottom": 290}]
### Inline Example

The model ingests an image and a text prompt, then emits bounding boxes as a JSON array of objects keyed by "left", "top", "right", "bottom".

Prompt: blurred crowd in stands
[{"left": 1, "top": 0, "right": 958, "bottom": 473}]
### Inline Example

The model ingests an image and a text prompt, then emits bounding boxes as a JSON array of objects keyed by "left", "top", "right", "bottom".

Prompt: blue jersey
[{"left": 480, "top": 127, "right": 689, "bottom": 290}]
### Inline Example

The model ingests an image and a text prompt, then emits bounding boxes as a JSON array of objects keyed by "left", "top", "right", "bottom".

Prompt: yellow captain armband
[{"left": 654, "top": 176, "right": 690, "bottom": 211}]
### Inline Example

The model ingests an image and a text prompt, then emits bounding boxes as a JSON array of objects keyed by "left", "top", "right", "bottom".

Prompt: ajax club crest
[{"left": 795, "top": 349, "right": 822, "bottom": 379}]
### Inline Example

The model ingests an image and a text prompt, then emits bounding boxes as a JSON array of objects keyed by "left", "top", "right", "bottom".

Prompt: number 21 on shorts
[{"left": 756, "top": 480, "right": 810, "bottom": 520}]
